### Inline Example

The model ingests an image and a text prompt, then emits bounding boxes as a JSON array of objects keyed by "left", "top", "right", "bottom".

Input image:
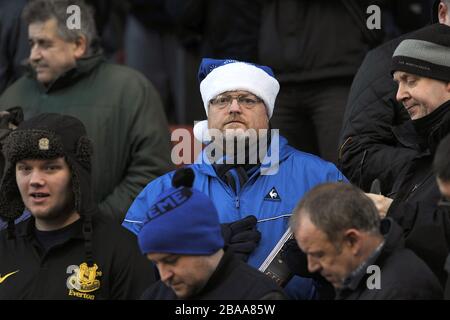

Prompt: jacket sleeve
[
  {"left": 338, "top": 38, "right": 418, "bottom": 193},
  {"left": 388, "top": 199, "right": 450, "bottom": 284},
  {"left": 98, "top": 76, "right": 174, "bottom": 222}
]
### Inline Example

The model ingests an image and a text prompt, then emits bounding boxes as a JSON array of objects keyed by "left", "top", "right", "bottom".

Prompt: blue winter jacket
[{"left": 123, "top": 135, "right": 346, "bottom": 298}]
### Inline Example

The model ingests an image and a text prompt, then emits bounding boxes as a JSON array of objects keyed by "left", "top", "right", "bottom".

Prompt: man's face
[
  {"left": 28, "top": 18, "right": 84, "bottom": 85},
  {"left": 147, "top": 253, "right": 215, "bottom": 298},
  {"left": 393, "top": 71, "right": 450, "bottom": 120},
  {"left": 207, "top": 90, "right": 269, "bottom": 134},
  {"left": 16, "top": 157, "right": 74, "bottom": 222},
  {"left": 295, "top": 215, "right": 357, "bottom": 289}
]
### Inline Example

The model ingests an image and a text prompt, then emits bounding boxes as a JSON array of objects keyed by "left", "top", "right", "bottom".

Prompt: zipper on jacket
[{"left": 235, "top": 196, "right": 240, "bottom": 209}]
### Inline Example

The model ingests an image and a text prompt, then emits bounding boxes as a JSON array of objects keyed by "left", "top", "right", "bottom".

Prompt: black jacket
[
  {"left": 387, "top": 101, "right": 450, "bottom": 285},
  {"left": 445, "top": 254, "right": 450, "bottom": 300},
  {"left": 0, "top": 0, "right": 29, "bottom": 94},
  {"left": 166, "top": 0, "right": 262, "bottom": 62},
  {"left": 258, "top": 0, "right": 385, "bottom": 83},
  {"left": 141, "top": 250, "right": 286, "bottom": 300},
  {"left": 339, "top": 33, "right": 420, "bottom": 194},
  {"left": 0, "top": 215, "right": 155, "bottom": 300},
  {"left": 337, "top": 218, "right": 442, "bottom": 300}
]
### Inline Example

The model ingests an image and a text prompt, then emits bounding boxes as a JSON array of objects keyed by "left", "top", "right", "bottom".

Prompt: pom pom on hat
[{"left": 138, "top": 168, "right": 224, "bottom": 255}]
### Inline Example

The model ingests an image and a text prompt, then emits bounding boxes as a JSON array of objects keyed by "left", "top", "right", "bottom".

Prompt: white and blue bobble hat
[{"left": 194, "top": 58, "right": 280, "bottom": 142}]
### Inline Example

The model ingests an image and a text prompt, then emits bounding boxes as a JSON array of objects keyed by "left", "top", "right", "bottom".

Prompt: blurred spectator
[
  {"left": 257, "top": 0, "right": 386, "bottom": 164},
  {"left": 0, "top": 0, "right": 28, "bottom": 94},
  {"left": 0, "top": 0, "right": 173, "bottom": 222}
]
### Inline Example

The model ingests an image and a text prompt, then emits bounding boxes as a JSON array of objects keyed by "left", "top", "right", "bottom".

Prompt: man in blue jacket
[{"left": 123, "top": 58, "right": 345, "bottom": 299}]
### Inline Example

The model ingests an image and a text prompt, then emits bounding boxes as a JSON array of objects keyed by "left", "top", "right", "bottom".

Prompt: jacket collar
[
  {"left": 26, "top": 54, "right": 105, "bottom": 93},
  {"left": 193, "top": 134, "right": 291, "bottom": 178},
  {"left": 336, "top": 218, "right": 404, "bottom": 298},
  {"left": 15, "top": 216, "right": 85, "bottom": 244},
  {"left": 190, "top": 249, "right": 236, "bottom": 299},
  {"left": 392, "top": 100, "right": 450, "bottom": 154}
]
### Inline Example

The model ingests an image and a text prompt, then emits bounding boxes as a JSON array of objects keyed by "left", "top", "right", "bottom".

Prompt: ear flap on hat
[
  {"left": 75, "top": 135, "right": 93, "bottom": 172},
  {"left": 0, "top": 164, "right": 25, "bottom": 221},
  {"left": 69, "top": 135, "right": 95, "bottom": 216}
]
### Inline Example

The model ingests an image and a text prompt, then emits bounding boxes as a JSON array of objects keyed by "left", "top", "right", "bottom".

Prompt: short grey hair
[
  {"left": 22, "top": 0, "right": 98, "bottom": 55},
  {"left": 290, "top": 183, "right": 380, "bottom": 244}
]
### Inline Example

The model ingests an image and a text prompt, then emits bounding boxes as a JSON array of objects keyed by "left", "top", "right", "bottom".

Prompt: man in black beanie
[
  {"left": 339, "top": 0, "right": 450, "bottom": 195},
  {"left": 0, "top": 113, "right": 154, "bottom": 299},
  {"left": 365, "top": 23, "right": 450, "bottom": 286}
]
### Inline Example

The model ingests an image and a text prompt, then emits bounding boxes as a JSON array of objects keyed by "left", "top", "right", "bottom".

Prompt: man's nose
[
  {"left": 307, "top": 257, "right": 321, "bottom": 274},
  {"left": 29, "top": 170, "right": 45, "bottom": 187},
  {"left": 29, "top": 45, "right": 41, "bottom": 62},
  {"left": 158, "top": 265, "right": 174, "bottom": 283},
  {"left": 396, "top": 83, "right": 410, "bottom": 103},
  {"left": 228, "top": 98, "right": 242, "bottom": 113}
]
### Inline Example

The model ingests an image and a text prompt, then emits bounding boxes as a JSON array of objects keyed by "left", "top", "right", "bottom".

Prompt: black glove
[
  {"left": 281, "top": 238, "right": 310, "bottom": 277},
  {"left": 281, "top": 238, "right": 335, "bottom": 299},
  {"left": 221, "top": 215, "right": 261, "bottom": 262}
]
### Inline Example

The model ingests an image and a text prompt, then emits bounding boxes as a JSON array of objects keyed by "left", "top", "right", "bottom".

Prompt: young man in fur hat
[
  {"left": 138, "top": 168, "right": 286, "bottom": 300},
  {"left": 0, "top": 113, "right": 154, "bottom": 299},
  {"left": 123, "top": 58, "right": 346, "bottom": 299}
]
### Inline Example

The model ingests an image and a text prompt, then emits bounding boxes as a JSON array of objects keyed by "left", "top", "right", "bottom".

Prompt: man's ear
[
  {"left": 439, "top": 2, "right": 450, "bottom": 25},
  {"left": 73, "top": 35, "right": 87, "bottom": 58},
  {"left": 343, "top": 229, "right": 362, "bottom": 255}
]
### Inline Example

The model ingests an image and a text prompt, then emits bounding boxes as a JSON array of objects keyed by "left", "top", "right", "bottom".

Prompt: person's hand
[
  {"left": 281, "top": 239, "right": 336, "bottom": 299},
  {"left": 221, "top": 215, "right": 261, "bottom": 261},
  {"left": 365, "top": 193, "right": 393, "bottom": 218},
  {"left": 281, "top": 238, "right": 310, "bottom": 277}
]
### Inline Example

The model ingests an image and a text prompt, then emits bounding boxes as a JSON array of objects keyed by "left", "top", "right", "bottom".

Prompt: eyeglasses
[{"left": 209, "top": 94, "right": 263, "bottom": 109}]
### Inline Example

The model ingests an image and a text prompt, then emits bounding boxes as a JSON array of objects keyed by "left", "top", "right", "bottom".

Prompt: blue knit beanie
[{"left": 137, "top": 168, "right": 224, "bottom": 255}]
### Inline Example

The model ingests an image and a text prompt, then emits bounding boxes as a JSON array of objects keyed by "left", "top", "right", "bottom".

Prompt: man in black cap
[
  {"left": 0, "top": 113, "right": 154, "bottom": 299},
  {"left": 365, "top": 23, "right": 450, "bottom": 286},
  {"left": 339, "top": 0, "right": 450, "bottom": 194}
]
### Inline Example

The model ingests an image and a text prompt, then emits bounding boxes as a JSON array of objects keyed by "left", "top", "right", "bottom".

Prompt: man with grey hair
[
  {"left": 0, "top": 0, "right": 173, "bottom": 222},
  {"left": 290, "top": 183, "right": 442, "bottom": 300}
]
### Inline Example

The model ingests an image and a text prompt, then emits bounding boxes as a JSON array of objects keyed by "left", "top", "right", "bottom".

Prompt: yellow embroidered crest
[{"left": 66, "top": 263, "right": 102, "bottom": 295}]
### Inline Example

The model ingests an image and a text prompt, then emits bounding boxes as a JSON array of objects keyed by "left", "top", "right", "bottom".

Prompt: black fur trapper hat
[{"left": 0, "top": 113, "right": 97, "bottom": 262}]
